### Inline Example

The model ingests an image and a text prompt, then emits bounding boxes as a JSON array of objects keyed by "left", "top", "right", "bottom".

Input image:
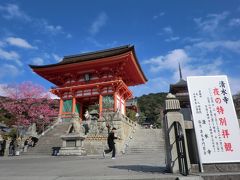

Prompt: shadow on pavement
[{"left": 109, "top": 165, "right": 168, "bottom": 173}]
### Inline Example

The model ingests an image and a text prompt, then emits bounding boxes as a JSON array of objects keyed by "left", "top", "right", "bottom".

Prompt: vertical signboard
[{"left": 187, "top": 75, "right": 240, "bottom": 163}]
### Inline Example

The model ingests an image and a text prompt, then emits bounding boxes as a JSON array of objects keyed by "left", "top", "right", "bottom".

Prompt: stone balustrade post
[{"left": 163, "top": 93, "right": 191, "bottom": 174}]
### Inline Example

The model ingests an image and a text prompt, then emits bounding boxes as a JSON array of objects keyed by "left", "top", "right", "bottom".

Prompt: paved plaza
[
  {"left": 0, "top": 153, "right": 182, "bottom": 180},
  {"left": 1, "top": 151, "right": 240, "bottom": 179}
]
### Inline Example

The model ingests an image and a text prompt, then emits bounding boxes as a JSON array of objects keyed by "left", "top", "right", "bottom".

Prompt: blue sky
[{"left": 0, "top": 0, "right": 240, "bottom": 97}]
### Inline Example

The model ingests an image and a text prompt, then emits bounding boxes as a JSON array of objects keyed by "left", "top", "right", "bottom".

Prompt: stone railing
[
  {"left": 111, "top": 112, "right": 138, "bottom": 154},
  {"left": 120, "top": 113, "right": 138, "bottom": 127},
  {"left": 37, "top": 116, "right": 61, "bottom": 138}
]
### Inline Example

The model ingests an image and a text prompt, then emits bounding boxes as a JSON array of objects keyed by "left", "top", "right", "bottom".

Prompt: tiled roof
[{"left": 29, "top": 45, "right": 133, "bottom": 68}]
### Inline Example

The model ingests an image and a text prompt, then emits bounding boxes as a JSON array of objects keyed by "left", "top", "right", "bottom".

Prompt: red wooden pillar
[
  {"left": 72, "top": 96, "right": 76, "bottom": 113},
  {"left": 99, "top": 94, "right": 103, "bottom": 117},
  {"left": 59, "top": 97, "right": 63, "bottom": 116},
  {"left": 119, "top": 96, "right": 122, "bottom": 114}
]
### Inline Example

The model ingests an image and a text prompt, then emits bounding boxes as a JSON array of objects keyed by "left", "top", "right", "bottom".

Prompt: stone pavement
[
  {"left": 1, "top": 153, "right": 240, "bottom": 180},
  {"left": 0, "top": 153, "right": 191, "bottom": 180}
]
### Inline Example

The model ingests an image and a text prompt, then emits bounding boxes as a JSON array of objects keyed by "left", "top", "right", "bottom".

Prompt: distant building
[
  {"left": 169, "top": 64, "right": 191, "bottom": 121},
  {"left": 126, "top": 98, "right": 138, "bottom": 112}
]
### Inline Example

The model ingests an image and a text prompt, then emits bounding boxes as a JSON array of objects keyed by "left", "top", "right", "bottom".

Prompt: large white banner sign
[{"left": 187, "top": 75, "right": 240, "bottom": 163}]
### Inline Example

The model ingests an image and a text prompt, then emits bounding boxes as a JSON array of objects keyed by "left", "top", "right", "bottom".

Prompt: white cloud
[
  {"left": 143, "top": 11, "right": 239, "bottom": 96},
  {"left": 36, "top": 19, "right": 63, "bottom": 35},
  {"left": 144, "top": 49, "right": 190, "bottom": 72},
  {"left": 143, "top": 48, "right": 225, "bottom": 92},
  {"left": 0, "top": 64, "right": 21, "bottom": 78},
  {"left": 36, "top": 20, "right": 72, "bottom": 37},
  {"left": 0, "top": 3, "right": 31, "bottom": 21},
  {"left": 0, "top": 48, "right": 20, "bottom": 60},
  {"left": 46, "top": 25, "right": 62, "bottom": 32},
  {"left": 162, "top": 26, "right": 173, "bottom": 34},
  {"left": 177, "top": 58, "right": 223, "bottom": 81},
  {"left": 183, "top": 37, "right": 202, "bottom": 43},
  {"left": 193, "top": 40, "right": 240, "bottom": 53},
  {"left": 153, "top": 12, "right": 165, "bottom": 20},
  {"left": 66, "top": 33, "right": 72, "bottom": 39},
  {"left": 6, "top": 37, "right": 36, "bottom": 49},
  {"left": 52, "top": 53, "right": 62, "bottom": 62},
  {"left": 194, "top": 11, "right": 229, "bottom": 33},
  {"left": 0, "top": 4, "right": 70, "bottom": 37},
  {"left": 0, "top": 40, "right": 6, "bottom": 47},
  {"left": 165, "top": 36, "right": 180, "bottom": 42},
  {"left": 141, "top": 53, "right": 226, "bottom": 96},
  {"left": 0, "top": 47, "right": 22, "bottom": 66},
  {"left": 89, "top": 12, "right": 108, "bottom": 35},
  {"left": 229, "top": 18, "right": 240, "bottom": 26},
  {"left": 32, "top": 57, "right": 44, "bottom": 65}
]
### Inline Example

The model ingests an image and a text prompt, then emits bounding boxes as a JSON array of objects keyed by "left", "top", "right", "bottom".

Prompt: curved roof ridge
[
  {"left": 64, "top": 44, "right": 132, "bottom": 59},
  {"left": 29, "top": 44, "right": 147, "bottom": 84},
  {"left": 29, "top": 44, "right": 134, "bottom": 68}
]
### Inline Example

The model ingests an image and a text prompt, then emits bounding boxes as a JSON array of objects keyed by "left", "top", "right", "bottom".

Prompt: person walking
[
  {"left": 9, "top": 139, "right": 15, "bottom": 156},
  {"left": 103, "top": 127, "right": 120, "bottom": 159}
]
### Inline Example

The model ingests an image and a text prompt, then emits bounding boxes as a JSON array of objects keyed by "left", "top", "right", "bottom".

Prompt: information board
[{"left": 187, "top": 75, "right": 240, "bottom": 163}]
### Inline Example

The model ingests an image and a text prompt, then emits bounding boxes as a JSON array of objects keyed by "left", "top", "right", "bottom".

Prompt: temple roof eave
[
  {"left": 29, "top": 45, "right": 131, "bottom": 69},
  {"left": 29, "top": 45, "right": 145, "bottom": 76}
]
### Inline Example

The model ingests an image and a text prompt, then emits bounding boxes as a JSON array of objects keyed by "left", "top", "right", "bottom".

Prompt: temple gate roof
[{"left": 29, "top": 45, "right": 147, "bottom": 87}]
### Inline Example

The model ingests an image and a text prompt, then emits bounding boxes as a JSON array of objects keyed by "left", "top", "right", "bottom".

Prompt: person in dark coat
[
  {"left": 0, "top": 139, "right": 6, "bottom": 156},
  {"left": 31, "top": 137, "right": 38, "bottom": 147},
  {"left": 0, "top": 134, "right": 3, "bottom": 156},
  {"left": 0, "top": 141, "right": 2, "bottom": 156},
  {"left": 9, "top": 139, "right": 15, "bottom": 156},
  {"left": 103, "top": 127, "right": 120, "bottom": 159}
]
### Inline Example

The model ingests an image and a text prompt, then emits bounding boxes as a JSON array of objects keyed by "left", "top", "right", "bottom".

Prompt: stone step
[
  {"left": 129, "top": 147, "right": 164, "bottom": 151},
  {"left": 128, "top": 151, "right": 164, "bottom": 154},
  {"left": 23, "top": 122, "right": 71, "bottom": 155},
  {"left": 131, "top": 141, "right": 163, "bottom": 143},
  {"left": 126, "top": 128, "right": 165, "bottom": 157},
  {"left": 129, "top": 146, "right": 163, "bottom": 148},
  {"left": 129, "top": 148, "right": 164, "bottom": 150}
]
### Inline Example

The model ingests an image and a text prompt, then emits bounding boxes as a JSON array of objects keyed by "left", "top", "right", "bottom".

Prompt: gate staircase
[{"left": 23, "top": 122, "right": 70, "bottom": 155}]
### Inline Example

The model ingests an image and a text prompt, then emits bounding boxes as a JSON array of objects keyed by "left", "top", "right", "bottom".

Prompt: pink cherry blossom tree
[{"left": 1, "top": 81, "right": 58, "bottom": 133}]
